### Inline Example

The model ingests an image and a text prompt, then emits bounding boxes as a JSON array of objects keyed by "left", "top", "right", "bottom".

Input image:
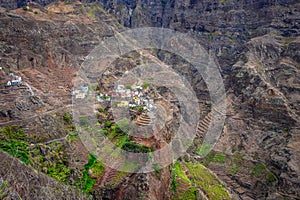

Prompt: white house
[{"left": 75, "top": 93, "right": 86, "bottom": 99}]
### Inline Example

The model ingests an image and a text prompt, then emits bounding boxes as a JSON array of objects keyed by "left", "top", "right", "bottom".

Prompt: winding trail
[{"left": 44, "top": 134, "right": 70, "bottom": 144}]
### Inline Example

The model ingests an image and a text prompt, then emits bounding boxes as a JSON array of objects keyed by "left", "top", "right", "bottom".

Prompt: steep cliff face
[{"left": 100, "top": 0, "right": 300, "bottom": 198}]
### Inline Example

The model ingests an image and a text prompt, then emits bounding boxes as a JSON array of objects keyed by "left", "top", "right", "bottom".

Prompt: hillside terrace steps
[
  {"left": 136, "top": 113, "right": 152, "bottom": 126},
  {"left": 196, "top": 111, "right": 212, "bottom": 137},
  {"left": 98, "top": 156, "right": 124, "bottom": 187},
  {"left": 102, "top": 168, "right": 119, "bottom": 185},
  {"left": 175, "top": 177, "right": 191, "bottom": 194}
]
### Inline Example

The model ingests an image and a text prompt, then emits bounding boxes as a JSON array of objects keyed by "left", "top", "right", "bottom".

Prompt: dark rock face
[
  {"left": 96, "top": 0, "right": 299, "bottom": 198},
  {"left": 0, "top": 0, "right": 55, "bottom": 9}
]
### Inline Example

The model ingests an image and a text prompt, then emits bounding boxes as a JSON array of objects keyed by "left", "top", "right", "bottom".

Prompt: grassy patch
[
  {"left": 212, "top": 154, "right": 226, "bottom": 163},
  {"left": 142, "top": 82, "right": 150, "bottom": 89},
  {"left": 177, "top": 186, "right": 198, "bottom": 200},
  {"left": 171, "top": 172, "right": 178, "bottom": 193},
  {"left": 0, "top": 126, "right": 30, "bottom": 164},
  {"left": 0, "top": 180, "right": 9, "bottom": 199},
  {"left": 196, "top": 143, "right": 212, "bottom": 156},
  {"left": 250, "top": 163, "right": 277, "bottom": 184},
  {"left": 265, "top": 172, "right": 277, "bottom": 184},
  {"left": 88, "top": 85, "right": 98, "bottom": 91},
  {"left": 251, "top": 163, "right": 266, "bottom": 177},
  {"left": 204, "top": 151, "right": 226, "bottom": 165},
  {"left": 122, "top": 141, "right": 152, "bottom": 153},
  {"left": 63, "top": 113, "right": 72, "bottom": 124},
  {"left": 185, "top": 162, "right": 230, "bottom": 200},
  {"left": 81, "top": 154, "right": 105, "bottom": 193},
  {"left": 114, "top": 133, "right": 130, "bottom": 148},
  {"left": 173, "top": 162, "right": 190, "bottom": 183},
  {"left": 47, "top": 163, "right": 71, "bottom": 184},
  {"left": 29, "top": 142, "right": 72, "bottom": 184}
]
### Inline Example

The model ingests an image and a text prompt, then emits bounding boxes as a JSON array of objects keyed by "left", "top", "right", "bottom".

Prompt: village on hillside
[{"left": 74, "top": 82, "right": 157, "bottom": 114}]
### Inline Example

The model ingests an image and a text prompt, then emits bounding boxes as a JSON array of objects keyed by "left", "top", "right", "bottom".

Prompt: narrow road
[{"left": 44, "top": 134, "right": 70, "bottom": 144}]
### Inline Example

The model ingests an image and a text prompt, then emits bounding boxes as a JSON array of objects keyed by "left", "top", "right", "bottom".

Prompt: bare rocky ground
[{"left": 0, "top": 1, "right": 299, "bottom": 200}]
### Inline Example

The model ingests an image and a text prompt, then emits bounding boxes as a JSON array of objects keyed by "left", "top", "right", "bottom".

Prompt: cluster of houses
[
  {"left": 97, "top": 84, "right": 155, "bottom": 112},
  {"left": 6, "top": 73, "right": 22, "bottom": 86},
  {"left": 73, "top": 83, "right": 156, "bottom": 112},
  {"left": 72, "top": 86, "right": 89, "bottom": 99}
]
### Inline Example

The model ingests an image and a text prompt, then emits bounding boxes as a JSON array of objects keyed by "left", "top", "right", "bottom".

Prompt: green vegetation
[
  {"left": 98, "top": 106, "right": 109, "bottom": 115},
  {"left": 0, "top": 126, "right": 108, "bottom": 195},
  {"left": 0, "top": 126, "right": 30, "bottom": 164},
  {"left": 251, "top": 163, "right": 266, "bottom": 177},
  {"left": 105, "top": 121, "right": 112, "bottom": 128},
  {"left": 142, "top": 82, "right": 150, "bottom": 89},
  {"left": 81, "top": 154, "right": 105, "bottom": 193},
  {"left": 104, "top": 123, "right": 151, "bottom": 153},
  {"left": 171, "top": 172, "right": 178, "bottom": 193},
  {"left": 265, "top": 172, "right": 277, "bottom": 184},
  {"left": 204, "top": 151, "right": 226, "bottom": 165},
  {"left": 122, "top": 141, "right": 152, "bottom": 153},
  {"left": 0, "top": 126, "right": 75, "bottom": 184},
  {"left": 47, "top": 163, "right": 71, "bottom": 184},
  {"left": 88, "top": 85, "right": 98, "bottom": 91},
  {"left": 171, "top": 161, "right": 230, "bottom": 200},
  {"left": 114, "top": 133, "right": 130, "bottom": 148},
  {"left": 68, "top": 131, "right": 78, "bottom": 142},
  {"left": 107, "top": 125, "right": 120, "bottom": 139},
  {"left": 63, "top": 113, "right": 72, "bottom": 124},
  {"left": 196, "top": 143, "right": 212, "bottom": 156},
  {"left": 177, "top": 186, "right": 199, "bottom": 200},
  {"left": 152, "top": 162, "right": 162, "bottom": 174},
  {"left": 250, "top": 163, "right": 278, "bottom": 184},
  {"left": 185, "top": 162, "right": 230, "bottom": 200},
  {"left": 125, "top": 84, "right": 132, "bottom": 90},
  {"left": 29, "top": 142, "right": 71, "bottom": 184},
  {"left": 0, "top": 180, "right": 9, "bottom": 199},
  {"left": 173, "top": 162, "right": 190, "bottom": 183},
  {"left": 101, "top": 128, "right": 108, "bottom": 135},
  {"left": 212, "top": 154, "right": 226, "bottom": 163}
]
